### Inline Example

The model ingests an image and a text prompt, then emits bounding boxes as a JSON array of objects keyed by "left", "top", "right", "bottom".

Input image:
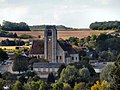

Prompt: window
[
  {"left": 76, "top": 57, "right": 77, "bottom": 60},
  {"left": 56, "top": 56, "right": 58, "bottom": 59},
  {"left": 72, "top": 57, "right": 74, "bottom": 60},
  {"left": 60, "top": 56, "right": 62, "bottom": 60}
]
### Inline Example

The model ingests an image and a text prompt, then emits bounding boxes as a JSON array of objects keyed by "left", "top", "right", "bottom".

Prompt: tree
[
  {"left": 89, "top": 21, "right": 120, "bottom": 30},
  {"left": 69, "top": 61, "right": 96, "bottom": 77},
  {"left": 57, "top": 64, "right": 66, "bottom": 78},
  {"left": 28, "top": 81, "right": 39, "bottom": 90},
  {"left": 1, "top": 21, "right": 30, "bottom": 31},
  {"left": 0, "top": 79, "right": 3, "bottom": 90},
  {"left": 100, "top": 64, "right": 114, "bottom": 82},
  {"left": 109, "top": 55, "right": 120, "bottom": 89},
  {"left": 79, "top": 67, "right": 91, "bottom": 82},
  {"left": 47, "top": 72, "right": 55, "bottom": 83},
  {"left": 91, "top": 34, "right": 97, "bottom": 41},
  {"left": 31, "top": 75, "right": 40, "bottom": 82},
  {"left": 63, "top": 83, "right": 71, "bottom": 90},
  {"left": 59, "top": 65, "right": 78, "bottom": 88},
  {"left": 96, "top": 33, "right": 109, "bottom": 41},
  {"left": 73, "top": 82, "right": 85, "bottom": 90},
  {"left": 23, "top": 83, "right": 30, "bottom": 90},
  {"left": 2, "top": 71, "right": 16, "bottom": 81},
  {"left": 78, "top": 50, "right": 86, "bottom": 60},
  {"left": 91, "top": 80, "right": 110, "bottom": 90},
  {"left": 59, "top": 65, "right": 78, "bottom": 83},
  {"left": 12, "top": 81, "right": 23, "bottom": 90},
  {"left": 12, "top": 55, "right": 29, "bottom": 73},
  {"left": 25, "top": 71, "right": 37, "bottom": 79},
  {"left": 52, "top": 82, "right": 64, "bottom": 90},
  {"left": 0, "top": 73, "right": 2, "bottom": 78},
  {"left": 0, "top": 48, "right": 8, "bottom": 61},
  {"left": 99, "top": 51, "right": 116, "bottom": 62},
  {"left": 26, "top": 80, "right": 49, "bottom": 90}
]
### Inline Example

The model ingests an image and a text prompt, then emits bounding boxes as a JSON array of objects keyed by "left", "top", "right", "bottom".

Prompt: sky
[{"left": 0, "top": 0, "right": 120, "bottom": 28}]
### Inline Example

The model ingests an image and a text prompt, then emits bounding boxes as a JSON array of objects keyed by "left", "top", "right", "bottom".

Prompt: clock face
[{"left": 48, "top": 29, "right": 52, "bottom": 36}]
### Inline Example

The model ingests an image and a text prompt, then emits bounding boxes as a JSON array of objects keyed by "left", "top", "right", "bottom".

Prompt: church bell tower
[{"left": 44, "top": 26, "right": 57, "bottom": 63}]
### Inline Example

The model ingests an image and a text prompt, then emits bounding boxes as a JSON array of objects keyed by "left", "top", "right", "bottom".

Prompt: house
[
  {"left": 33, "top": 63, "right": 62, "bottom": 78},
  {"left": 90, "top": 61, "right": 114, "bottom": 73}
]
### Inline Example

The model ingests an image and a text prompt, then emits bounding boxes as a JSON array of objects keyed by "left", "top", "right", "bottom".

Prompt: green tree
[
  {"left": 63, "top": 83, "right": 71, "bottom": 90},
  {"left": 100, "top": 64, "right": 114, "bottom": 82},
  {"left": 79, "top": 67, "right": 91, "bottom": 82},
  {"left": 78, "top": 50, "right": 86, "bottom": 60},
  {"left": 1, "top": 21, "right": 30, "bottom": 31},
  {"left": 57, "top": 64, "right": 66, "bottom": 78},
  {"left": 31, "top": 75, "right": 40, "bottom": 82},
  {"left": 73, "top": 82, "right": 85, "bottom": 90},
  {"left": 59, "top": 65, "right": 79, "bottom": 88},
  {"left": 59, "top": 65, "right": 78, "bottom": 83},
  {"left": 24, "top": 80, "right": 49, "bottom": 90},
  {"left": 47, "top": 72, "right": 55, "bottom": 83},
  {"left": 109, "top": 55, "right": 120, "bottom": 89},
  {"left": 91, "top": 34, "right": 97, "bottom": 41},
  {"left": 0, "top": 48, "right": 8, "bottom": 61},
  {"left": 2, "top": 72, "right": 16, "bottom": 81},
  {"left": 12, "top": 55, "right": 29, "bottom": 73},
  {"left": 0, "top": 79, "right": 3, "bottom": 90},
  {"left": 12, "top": 81, "right": 23, "bottom": 90},
  {"left": 52, "top": 82, "right": 64, "bottom": 90},
  {"left": 23, "top": 83, "right": 30, "bottom": 90},
  {"left": 39, "top": 81, "right": 49, "bottom": 90},
  {"left": 69, "top": 61, "right": 96, "bottom": 77},
  {"left": 99, "top": 51, "right": 116, "bottom": 61},
  {"left": 28, "top": 81, "right": 39, "bottom": 90}
]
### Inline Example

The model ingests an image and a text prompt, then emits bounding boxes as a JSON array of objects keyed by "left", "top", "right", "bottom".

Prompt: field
[
  {"left": 9, "top": 30, "right": 115, "bottom": 40},
  {"left": 0, "top": 30, "right": 115, "bottom": 50}
]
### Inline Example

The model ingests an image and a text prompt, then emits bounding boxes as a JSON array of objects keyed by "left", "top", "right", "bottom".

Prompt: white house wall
[
  {"left": 70, "top": 54, "right": 79, "bottom": 63},
  {"left": 56, "top": 42, "right": 65, "bottom": 63}
]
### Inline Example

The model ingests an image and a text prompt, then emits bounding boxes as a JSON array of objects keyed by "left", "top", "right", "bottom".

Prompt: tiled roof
[
  {"left": 58, "top": 40, "right": 77, "bottom": 54},
  {"left": 33, "top": 63, "right": 62, "bottom": 68},
  {"left": 29, "top": 39, "right": 77, "bottom": 55},
  {"left": 29, "top": 40, "right": 44, "bottom": 54}
]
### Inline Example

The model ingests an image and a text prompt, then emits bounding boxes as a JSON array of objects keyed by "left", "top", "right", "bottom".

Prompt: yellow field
[
  {"left": 0, "top": 30, "right": 115, "bottom": 50},
  {"left": 9, "top": 30, "right": 115, "bottom": 40}
]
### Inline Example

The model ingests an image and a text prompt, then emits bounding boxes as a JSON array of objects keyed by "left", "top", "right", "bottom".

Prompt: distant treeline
[
  {"left": 0, "top": 39, "right": 25, "bottom": 46},
  {"left": 0, "top": 30, "right": 18, "bottom": 38},
  {"left": 90, "top": 21, "right": 120, "bottom": 30},
  {"left": 0, "top": 30, "right": 32, "bottom": 39},
  {"left": 29, "top": 25, "right": 73, "bottom": 31},
  {"left": 1, "top": 21, "right": 30, "bottom": 31}
]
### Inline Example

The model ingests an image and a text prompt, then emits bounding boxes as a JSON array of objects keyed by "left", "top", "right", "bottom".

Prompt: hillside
[
  {"left": 29, "top": 25, "right": 79, "bottom": 31},
  {"left": 8, "top": 30, "right": 115, "bottom": 40}
]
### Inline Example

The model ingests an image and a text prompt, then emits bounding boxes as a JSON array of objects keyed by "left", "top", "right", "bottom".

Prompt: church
[
  {"left": 29, "top": 26, "right": 79, "bottom": 64},
  {"left": 29, "top": 26, "right": 80, "bottom": 78}
]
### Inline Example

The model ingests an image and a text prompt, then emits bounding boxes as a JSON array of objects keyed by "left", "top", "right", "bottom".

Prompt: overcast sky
[{"left": 0, "top": 0, "right": 120, "bottom": 28}]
